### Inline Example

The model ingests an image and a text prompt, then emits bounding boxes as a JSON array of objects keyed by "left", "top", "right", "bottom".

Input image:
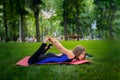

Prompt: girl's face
[{"left": 78, "top": 51, "right": 86, "bottom": 60}]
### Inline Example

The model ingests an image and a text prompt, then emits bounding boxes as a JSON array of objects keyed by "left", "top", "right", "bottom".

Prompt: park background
[{"left": 0, "top": 0, "right": 120, "bottom": 80}]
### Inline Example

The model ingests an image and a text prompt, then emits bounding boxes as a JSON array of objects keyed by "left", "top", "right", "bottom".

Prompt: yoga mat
[{"left": 16, "top": 56, "right": 91, "bottom": 66}]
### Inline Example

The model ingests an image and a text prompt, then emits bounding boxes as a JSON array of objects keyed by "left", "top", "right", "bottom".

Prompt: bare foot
[{"left": 43, "top": 37, "right": 49, "bottom": 43}]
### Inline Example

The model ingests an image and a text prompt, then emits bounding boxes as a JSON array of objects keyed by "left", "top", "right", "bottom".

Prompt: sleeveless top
[{"left": 36, "top": 53, "right": 73, "bottom": 64}]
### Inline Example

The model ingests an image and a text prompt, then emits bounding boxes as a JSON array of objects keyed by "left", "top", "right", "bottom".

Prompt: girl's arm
[{"left": 48, "top": 37, "right": 74, "bottom": 59}]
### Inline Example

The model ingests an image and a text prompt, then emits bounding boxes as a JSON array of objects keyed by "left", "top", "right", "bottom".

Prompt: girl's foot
[
  {"left": 43, "top": 37, "right": 49, "bottom": 43},
  {"left": 45, "top": 44, "right": 53, "bottom": 49}
]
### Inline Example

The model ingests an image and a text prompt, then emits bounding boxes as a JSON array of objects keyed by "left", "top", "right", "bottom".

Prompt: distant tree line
[{"left": 0, "top": 0, "right": 120, "bottom": 42}]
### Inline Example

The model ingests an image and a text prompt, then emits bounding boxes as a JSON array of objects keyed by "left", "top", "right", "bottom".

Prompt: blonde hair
[{"left": 72, "top": 45, "right": 86, "bottom": 59}]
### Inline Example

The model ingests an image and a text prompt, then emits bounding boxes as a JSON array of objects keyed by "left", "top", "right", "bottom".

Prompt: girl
[{"left": 28, "top": 37, "right": 86, "bottom": 65}]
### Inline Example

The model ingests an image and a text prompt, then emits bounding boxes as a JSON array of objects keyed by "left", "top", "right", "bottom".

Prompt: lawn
[{"left": 0, "top": 40, "right": 120, "bottom": 80}]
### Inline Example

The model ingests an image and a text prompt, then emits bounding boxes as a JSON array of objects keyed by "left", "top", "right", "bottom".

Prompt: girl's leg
[
  {"left": 41, "top": 44, "right": 52, "bottom": 54},
  {"left": 28, "top": 43, "right": 47, "bottom": 65},
  {"left": 28, "top": 43, "right": 52, "bottom": 65}
]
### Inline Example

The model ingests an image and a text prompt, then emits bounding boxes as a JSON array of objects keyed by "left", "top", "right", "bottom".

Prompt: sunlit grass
[{"left": 0, "top": 40, "right": 120, "bottom": 80}]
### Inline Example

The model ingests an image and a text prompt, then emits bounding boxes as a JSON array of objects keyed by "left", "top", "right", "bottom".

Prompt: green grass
[{"left": 0, "top": 40, "right": 120, "bottom": 80}]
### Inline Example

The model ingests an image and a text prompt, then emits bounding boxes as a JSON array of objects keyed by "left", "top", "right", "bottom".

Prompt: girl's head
[{"left": 72, "top": 45, "right": 86, "bottom": 60}]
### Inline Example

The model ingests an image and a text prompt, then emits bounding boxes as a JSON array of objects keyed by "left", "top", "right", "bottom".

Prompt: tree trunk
[
  {"left": 19, "top": 15, "right": 24, "bottom": 42},
  {"left": 34, "top": 9, "right": 40, "bottom": 42},
  {"left": 40, "top": 12, "right": 43, "bottom": 41},
  {"left": 64, "top": 17, "right": 68, "bottom": 40},
  {"left": 98, "top": 29, "right": 101, "bottom": 40},
  {"left": 79, "top": 26, "right": 84, "bottom": 40},
  {"left": 76, "top": 3, "right": 80, "bottom": 41},
  {"left": 90, "top": 25, "right": 94, "bottom": 39},
  {"left": 3, "top": 0, "right": 8, "bottom": 42},
  {"left": 13, "top": 21, "right": 17, "bottom": 42},
  {"left": 109, "top": 2, "right": 114, "bottom": 39},
  {"left": 13, "top": 28, "right": 16, "bottom": 42},
  {"left": 63, "top": 0, "right": 68, "bottom": 40},
  {"left": 95, "top": 0, "right": 101, "bottom": 40}
]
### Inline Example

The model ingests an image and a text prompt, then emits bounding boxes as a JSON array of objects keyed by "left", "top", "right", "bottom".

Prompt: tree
[
  {"left": 94, "top": 0, "right": 120, "bottom": 39},
  {"left": 16, "top": 0, "right": 28, "bottom": 42},
  {"left": 0, "top": 0, "right": 28, "bottom": 42},
  {"left": 75, "top": 0, "right": 83, "bottom": 40},
  {"left": 6, "top": 0, "right": 29, "bottom": 42},
  {"left": 8, "top": 0, "right": 18, "bottom": 42},
  {"left": 3, "top": 0, "right": 8, "bottom": 42},
  {"left": 79, "top": 0, "right": 96, "bottom": 40},
  {"left": 63, "top": 0, "right": 69, "bottom": 40},
  {"left": 0, "top": 4, "right": 4, "bottom": 41},
  {"left": 108, "top": 0, "right": 117, "bottom": 39},
  {"left": 61, "top": 0, "right": 96, "bottom": 40},
  {"left": 26, "top": 0, "right": 43, "bottom": 42}
]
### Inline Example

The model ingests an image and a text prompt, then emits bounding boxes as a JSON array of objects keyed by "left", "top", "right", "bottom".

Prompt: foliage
[
  {"left": 94, "top": 0, "right": 120, "bottom": 39},
  {"left": 0, "top": 0, "right": 120, "bottom": 42}
]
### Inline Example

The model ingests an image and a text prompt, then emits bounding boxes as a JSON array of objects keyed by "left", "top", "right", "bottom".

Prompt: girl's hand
[{"left": 48, "top": 37, "right": 56, "bottom": 43}]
